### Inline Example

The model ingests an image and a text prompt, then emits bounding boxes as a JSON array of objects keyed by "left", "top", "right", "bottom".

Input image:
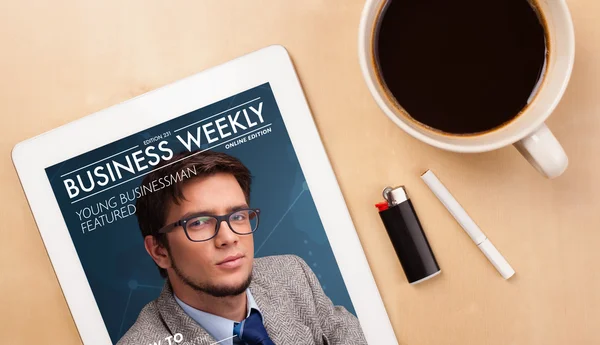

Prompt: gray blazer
[{"left": 117, "top": 255, "right": 367, "bottom": 345}]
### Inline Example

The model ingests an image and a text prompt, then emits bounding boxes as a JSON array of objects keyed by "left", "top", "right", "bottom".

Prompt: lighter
[{"left": 376, "top": 186, "right": 441, "bottom": 284}]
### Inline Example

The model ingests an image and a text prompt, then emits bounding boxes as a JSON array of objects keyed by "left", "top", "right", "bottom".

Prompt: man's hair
[{"left": 135, "top": 150, "right": 252, "bottom": 278}]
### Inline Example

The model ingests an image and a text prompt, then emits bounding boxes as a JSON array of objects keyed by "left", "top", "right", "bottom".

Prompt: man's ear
[{"left": 144, "top": 235, "right": 171, "bottom": 270}]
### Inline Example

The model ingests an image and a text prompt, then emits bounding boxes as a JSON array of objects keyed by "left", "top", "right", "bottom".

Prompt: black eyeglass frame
[{"left": 157, "top": 208, "right": 261, "bottom": 242}]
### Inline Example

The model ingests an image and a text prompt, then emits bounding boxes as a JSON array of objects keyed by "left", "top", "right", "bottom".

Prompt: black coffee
[{"left": 375, "top": 0, "right": 547, "bottom": 134}]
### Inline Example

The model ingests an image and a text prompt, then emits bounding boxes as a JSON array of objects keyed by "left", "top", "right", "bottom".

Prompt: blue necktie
[{"left": 233, "top": 310, "right": 275, "bottom": 345}]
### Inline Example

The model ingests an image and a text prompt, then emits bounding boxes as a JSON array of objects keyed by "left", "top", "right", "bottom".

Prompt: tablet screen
[{"left": 44, "top": 83, "right": 361, "bottom": 344}]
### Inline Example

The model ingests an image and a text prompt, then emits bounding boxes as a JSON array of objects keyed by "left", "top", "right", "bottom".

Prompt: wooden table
[{"left": 1, "top": 1, "right": 598, "bottom": 344}]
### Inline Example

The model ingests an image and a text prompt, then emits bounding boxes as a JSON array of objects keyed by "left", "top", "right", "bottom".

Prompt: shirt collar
[{"left": 174, "top": 289, "right": 261, "bottom": 345}]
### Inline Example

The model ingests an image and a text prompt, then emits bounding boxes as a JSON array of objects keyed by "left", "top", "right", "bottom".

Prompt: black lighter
[{"left": 375, "top": 186, "right": 441, "bottom": 284}]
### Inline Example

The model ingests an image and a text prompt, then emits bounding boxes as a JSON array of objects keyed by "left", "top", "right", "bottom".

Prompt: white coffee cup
[{"left": 358, "top": 0, "right": 575, "bottom": 178}]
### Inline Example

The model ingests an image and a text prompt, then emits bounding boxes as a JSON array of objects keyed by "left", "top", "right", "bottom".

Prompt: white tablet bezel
[{"left": 12, "top": 45, "right": 397, "bottom": 345}]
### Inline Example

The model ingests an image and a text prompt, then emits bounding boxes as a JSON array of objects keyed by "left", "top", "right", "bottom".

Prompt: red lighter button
[{"left": 375, "top": 202, "right": 389, "bottom": 212}]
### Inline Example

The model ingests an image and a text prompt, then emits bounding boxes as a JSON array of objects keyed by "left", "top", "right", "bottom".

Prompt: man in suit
[{"left": 117, "top": 150, "right": 367, "bottom": 345}]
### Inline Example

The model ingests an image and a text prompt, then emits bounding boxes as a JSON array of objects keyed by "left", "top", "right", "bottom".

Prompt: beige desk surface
[{"left": 1, "top": 1, "right": 599, "bottom": 344}]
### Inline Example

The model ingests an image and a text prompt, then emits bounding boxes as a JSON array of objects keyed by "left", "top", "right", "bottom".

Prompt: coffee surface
[{"left": 376, "top": 0, "right": 547, "bottom": 134}]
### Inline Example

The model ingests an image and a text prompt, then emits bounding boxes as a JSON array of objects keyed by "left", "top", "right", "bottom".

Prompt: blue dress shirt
[{"left": 174, "top": 289, "right": 261, "bottom": 345}]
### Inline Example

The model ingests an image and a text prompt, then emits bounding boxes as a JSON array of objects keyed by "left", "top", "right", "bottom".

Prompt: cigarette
[{"left": 420, "top": 170, "right": 515, "bottom": 279}]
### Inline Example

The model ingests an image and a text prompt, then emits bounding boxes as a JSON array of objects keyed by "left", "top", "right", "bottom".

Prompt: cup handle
[{"left": 513, "top": 124, "right": 568, "bottom": 178}]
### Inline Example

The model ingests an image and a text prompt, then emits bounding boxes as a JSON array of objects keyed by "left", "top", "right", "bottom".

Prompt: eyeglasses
[{"left": 158, "top": 208, "right": 260, "bottom": 242}]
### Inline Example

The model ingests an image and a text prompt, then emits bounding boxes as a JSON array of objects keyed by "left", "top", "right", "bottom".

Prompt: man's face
[{"left": 163, "top": 173, "right": 254, "bottom": 297}]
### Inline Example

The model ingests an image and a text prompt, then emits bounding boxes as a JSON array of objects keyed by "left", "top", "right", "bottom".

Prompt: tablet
[{"left": 12, "top": 45, "right": 397, "bottom": 345}]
